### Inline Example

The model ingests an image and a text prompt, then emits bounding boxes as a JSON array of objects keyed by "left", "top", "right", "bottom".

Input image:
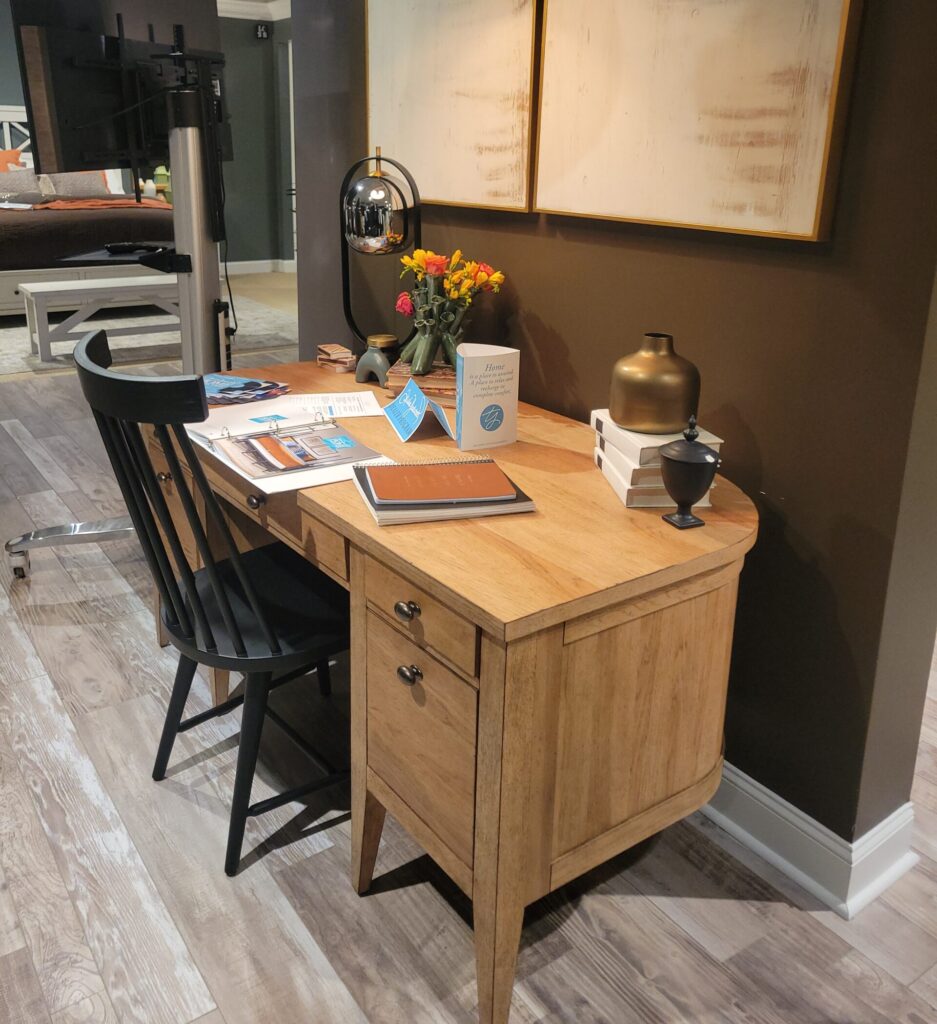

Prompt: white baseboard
[
  {"left": 702, "top": 763, "right": 918, "bottom": 919},
  {"left": 226, "top": 260, "right": 294, "bottom": 276}
]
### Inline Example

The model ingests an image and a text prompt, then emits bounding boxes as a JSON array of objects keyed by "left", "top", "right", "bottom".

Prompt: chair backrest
[{"left": 74, "top": 330, "right": 281, "bottom": 658}]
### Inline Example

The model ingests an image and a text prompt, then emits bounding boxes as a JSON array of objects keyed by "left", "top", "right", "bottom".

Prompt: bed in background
[{"left": 0, "top": 106, "right": 173, "bottom": 315}]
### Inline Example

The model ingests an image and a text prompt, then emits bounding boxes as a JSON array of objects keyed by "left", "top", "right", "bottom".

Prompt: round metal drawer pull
[
  {"left": 156, "top": 471, "right": 172, "bottom": 484},
  {"left": 393, "top": 599, "right": 421, "bottom": 622},
  {"left": 246, "top": 493, "right": 266, "bottom": 510},
  {"left": 396, "top": 664, "right": 423, "bottom": 686}
]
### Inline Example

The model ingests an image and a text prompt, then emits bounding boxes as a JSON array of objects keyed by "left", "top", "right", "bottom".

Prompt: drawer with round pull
[
  {"left": 147, "top": 441, "right": 199, "bottom": 570},
  {"left": 195, "top": 457, "right": 305, "bottom": 551},
  {"left": 365, "top": 557, "right": 478, "bottom": 679},
  {"left": 366, "top": 611, "right": 477, "bottom": 868}
]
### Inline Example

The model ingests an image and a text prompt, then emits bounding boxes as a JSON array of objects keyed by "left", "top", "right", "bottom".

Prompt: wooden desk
[{"left": 155, "top": 362, "right": 757, "bottom": 1024}]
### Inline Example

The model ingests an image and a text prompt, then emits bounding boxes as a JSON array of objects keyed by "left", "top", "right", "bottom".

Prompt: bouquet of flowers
[{"left": 394, "top": 248, "right": 505, "bottom": 375}]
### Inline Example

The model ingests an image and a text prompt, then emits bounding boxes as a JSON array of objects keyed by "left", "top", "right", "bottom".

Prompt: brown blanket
[
  {"left": 33, "top": 197, "right": 172, "bottom": 211},
  {"left": 0, "top": 205, "right": 173, "bottom": 271}
]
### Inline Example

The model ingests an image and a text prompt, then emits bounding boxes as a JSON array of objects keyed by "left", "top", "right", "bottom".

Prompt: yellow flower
[
  {"left": 450, "top": 248, "right": 463, "bottom": 269},
  {"left": 400, "top": 249, "right": 429, "bottom": 279}
]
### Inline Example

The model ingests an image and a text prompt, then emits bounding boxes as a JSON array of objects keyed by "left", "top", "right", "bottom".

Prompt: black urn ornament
[{"left": 659, "top": 417, "right": 720, "bottom": 529}]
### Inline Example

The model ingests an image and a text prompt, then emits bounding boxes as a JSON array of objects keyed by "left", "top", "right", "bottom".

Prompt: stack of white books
[{"left": 589, "top": 409, "right": 723, "bottom": 509}]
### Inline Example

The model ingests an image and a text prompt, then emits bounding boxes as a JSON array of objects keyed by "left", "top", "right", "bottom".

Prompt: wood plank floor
[{"left": 1, "top": 356, "right": 936, "bottom": 1023}]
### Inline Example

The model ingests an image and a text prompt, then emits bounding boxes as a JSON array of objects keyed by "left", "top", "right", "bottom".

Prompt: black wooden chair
[{"left": 74, "top": 330, "right": 350, "bottom": 875}]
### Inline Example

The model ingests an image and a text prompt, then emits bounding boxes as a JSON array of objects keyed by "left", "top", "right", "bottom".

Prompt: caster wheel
[{"left": 9, "top": 550, "right": 29, "bottom": 579}]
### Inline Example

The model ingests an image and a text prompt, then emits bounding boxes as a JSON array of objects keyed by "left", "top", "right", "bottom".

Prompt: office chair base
[{"left": 6, "top": 516, "right": 135, "bottom": 578}]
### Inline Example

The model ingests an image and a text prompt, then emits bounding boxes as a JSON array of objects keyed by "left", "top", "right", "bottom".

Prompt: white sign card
[{"left": 455, "top": 344, "right": 520, "bottom": 452}]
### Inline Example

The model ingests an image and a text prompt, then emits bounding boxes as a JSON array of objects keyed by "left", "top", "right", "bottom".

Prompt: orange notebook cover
[{"left": 365, "top": 460, "right": 516, "bottom": 505}]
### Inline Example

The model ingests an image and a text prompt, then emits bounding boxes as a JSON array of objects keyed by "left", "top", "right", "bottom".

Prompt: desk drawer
[
  {"left": 366, "top": 612, "right": 477, "bottom": 867},
  {"left": 148, "top": 441, "right": 200, "bottom": 570},
  {"left": 301, "top": 512, "right": 348, "bottom": 582},
  {"left": 365, "top": 558, "right": 477, "bottom": 678},
  {"left": 201, "top": 460, "right": 303, "bottom": 548}
]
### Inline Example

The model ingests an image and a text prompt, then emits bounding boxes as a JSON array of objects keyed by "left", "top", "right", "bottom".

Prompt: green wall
[
  {"left": 1, "top": 1, "right": 25, "bottom": 106},
  {"left": 218, "top": 17, "right": 291, "bottom": 264}
]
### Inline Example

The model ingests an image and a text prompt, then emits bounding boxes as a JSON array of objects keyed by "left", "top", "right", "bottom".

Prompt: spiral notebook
[
  {"left": 353, "top": 460, "right": 535, "bottom": 526},
  {"left": 365, "top": 459, "right": 516, "bottom": 505}
]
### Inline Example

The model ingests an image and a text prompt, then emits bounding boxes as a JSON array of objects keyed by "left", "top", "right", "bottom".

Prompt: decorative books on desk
[
  {"left": 384, "top": 360, "right": 457, "bottom": 407},
  {"left": 591, "top": 409, "right": 723, "bottom": 508},
  {"left": 316, "top": 343, "right": 357, "bottom": 373},
  {"left": 352, "top": 459, "right": 535, "bottom": 526}
]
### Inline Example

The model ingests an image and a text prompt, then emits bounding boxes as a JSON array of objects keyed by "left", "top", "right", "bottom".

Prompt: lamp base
[{"left": 662, "top": 509, "right": 705, "bottom": 530}]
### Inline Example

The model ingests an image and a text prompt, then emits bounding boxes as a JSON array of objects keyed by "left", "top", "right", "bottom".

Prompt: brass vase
[{"left": 608, "top": 332, "right": 700, "bottom": 434}]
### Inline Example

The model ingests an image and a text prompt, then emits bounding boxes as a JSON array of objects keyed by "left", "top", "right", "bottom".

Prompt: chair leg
[
  {"left": 225, "top": 672, "right": 271, "bottom": 877},
  {"left": 152, "top": 655, "right": 198, "bottom": 782},
  {"left": 316, "top": 659, "right": 332, "bottom": 697}
]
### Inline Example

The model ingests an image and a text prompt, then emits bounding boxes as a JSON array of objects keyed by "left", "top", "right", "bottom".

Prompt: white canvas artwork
[
  {"left": 367, "top": 0, "right": 536, "bottom": 209},
  {"left": 535, "top": 0, "right": 856, "bottom": 238}
]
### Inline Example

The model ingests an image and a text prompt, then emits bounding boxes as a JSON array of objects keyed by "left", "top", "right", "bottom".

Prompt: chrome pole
[{"left": 168, "top": 90, "right": 221, "bottom": 376}]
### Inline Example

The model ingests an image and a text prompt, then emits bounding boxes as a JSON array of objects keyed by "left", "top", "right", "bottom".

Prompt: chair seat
[{"left": 162, "top": 541, "right": 349, "bottom": 671}]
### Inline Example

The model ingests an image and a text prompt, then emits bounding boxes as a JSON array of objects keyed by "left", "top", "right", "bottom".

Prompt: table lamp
[{"left": 340, "top": 147, "right": 421, "bottom": 351}]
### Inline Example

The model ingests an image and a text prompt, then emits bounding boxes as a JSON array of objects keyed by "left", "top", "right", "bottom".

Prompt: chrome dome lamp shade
[{"left": 340, "top": 148, "right": 421, "bottom": 348}]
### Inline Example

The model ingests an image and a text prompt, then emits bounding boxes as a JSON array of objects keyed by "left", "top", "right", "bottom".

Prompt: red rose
[{"left": 395, "top": 291, "right": 415, "bottom": 317}]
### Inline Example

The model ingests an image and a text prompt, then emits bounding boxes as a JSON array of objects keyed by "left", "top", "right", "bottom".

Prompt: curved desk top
[{"left": 237, "top": 362, "right": 758, "bottom": 640}]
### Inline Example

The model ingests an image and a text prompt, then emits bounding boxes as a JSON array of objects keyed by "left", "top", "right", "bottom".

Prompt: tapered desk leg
[
  {"left": 348, "top": 545, "right": 385, "bottom": 893},
  {"left": 474, "top": 886, "right": 524, "bottom": 1024},
  {"left": 352, "top": 789, "right": 386, "bottom": 893},
  {"left": 473, "top": 633, "right": 525, "bottom": 1024},
  {"left": 473, "top": 628, "right": 563, "bottom": 1024},
  {"left": 209, "top": 669, "right": 230, "bottom": 706},
  {"left": 153, "top": 587, "right": 170, "bottom": 648}
]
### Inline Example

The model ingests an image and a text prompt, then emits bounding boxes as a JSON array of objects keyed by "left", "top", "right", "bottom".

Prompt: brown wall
[{"left": 295, "top": 1, "right": 937, "bottom": 840}]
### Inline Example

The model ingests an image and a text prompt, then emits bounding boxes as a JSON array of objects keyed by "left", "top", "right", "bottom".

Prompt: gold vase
[{"left": 608, "top": 332, "right": 700, "bottom": 434}]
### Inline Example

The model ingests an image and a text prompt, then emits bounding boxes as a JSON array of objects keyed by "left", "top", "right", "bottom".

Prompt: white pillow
[
  {"left": 38, "top": 170, "right": 126, "bottom": 195},
  {"left": 38, "top": 171, "right": 110, "bottom": 198},
  {"left": 103, "top": 169, "right": 126, "bottom": 194},
  {"left": 0, "top": 167, "right": 41, "bottom": 201}
]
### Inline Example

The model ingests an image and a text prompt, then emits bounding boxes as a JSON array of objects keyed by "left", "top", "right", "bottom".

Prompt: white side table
[{"left": 19, "top": 275, "right": 180, "bottom": 362}]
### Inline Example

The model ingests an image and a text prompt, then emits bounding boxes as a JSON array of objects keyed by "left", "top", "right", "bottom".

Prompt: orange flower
[{"left": 423, "top": 252, "right": 449, "bottom": 277}]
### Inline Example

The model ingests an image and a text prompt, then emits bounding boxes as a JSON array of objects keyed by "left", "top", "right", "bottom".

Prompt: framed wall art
[
  {"left": 534, "top": 0, "right": 860, "bottom": 239},
  {"left": 366, "top": 0, "right": 537, "bottom": 211}
]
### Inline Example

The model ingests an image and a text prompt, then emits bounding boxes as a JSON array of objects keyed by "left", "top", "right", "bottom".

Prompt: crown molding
[{"left": 217, "top": 0, "right": 290, "bottom": 21}]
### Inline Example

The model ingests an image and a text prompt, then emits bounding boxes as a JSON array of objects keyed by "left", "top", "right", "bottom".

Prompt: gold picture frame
[{"left": 533, "top": 0, "right": 862, "bottom": 240}]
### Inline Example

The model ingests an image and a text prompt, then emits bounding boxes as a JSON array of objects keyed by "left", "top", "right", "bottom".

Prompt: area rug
[{"left": 0, "top": 295, "right": 298, "bottom": 377}]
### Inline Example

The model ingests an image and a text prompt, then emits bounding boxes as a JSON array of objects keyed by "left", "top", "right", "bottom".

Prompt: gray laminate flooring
[{"left": 0, "top": 360, "right": 936, "bottom": 1024}]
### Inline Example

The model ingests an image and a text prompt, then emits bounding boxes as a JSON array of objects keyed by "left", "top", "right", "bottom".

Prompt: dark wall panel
[
  {"left": 293, "top": 0, "right": 367, "bottom": 351},
  {"left": 218, "top": 18, "right": 282, "bottom": 263},
  {"left": 294, "top": 0, "right": 937, "bottom": 840}
]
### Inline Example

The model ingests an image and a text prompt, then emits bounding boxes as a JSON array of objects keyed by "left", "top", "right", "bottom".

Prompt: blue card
[{"left": 383, "top": 378, "right": 454, "bottom": 442}]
